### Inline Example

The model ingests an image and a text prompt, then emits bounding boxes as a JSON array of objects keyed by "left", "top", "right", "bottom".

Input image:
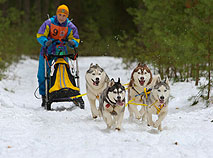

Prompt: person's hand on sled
[
  {"left": 69, "top": 53, "right": 78, "bottom": 60},
  {"left": 68, "top": 40, "right": 76, "bottom": 48},
  {"left": 45, "top": 40, "right": 53, "bottom": 47}
]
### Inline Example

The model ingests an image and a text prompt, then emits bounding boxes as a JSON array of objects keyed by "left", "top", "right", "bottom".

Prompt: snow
[{"left": 0, "top": 56, "right": 212, "bottom": 158}]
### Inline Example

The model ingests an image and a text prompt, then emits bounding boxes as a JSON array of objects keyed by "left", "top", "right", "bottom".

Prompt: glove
[
  {"left": 69, "top": 54, "right": 75, "bottom": 60},
  {"left": 69, "top": 53, "right": 78, "bottom": 60},
  {"left": 68, "top": 40, "right": 76, "bottom": 47},
  {"left": 45, "top": 40, "right": 52, "bottom": 47}
]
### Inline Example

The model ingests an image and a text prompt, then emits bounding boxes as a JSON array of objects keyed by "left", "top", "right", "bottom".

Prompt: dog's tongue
[
  {"left": 93, "top": 81, "right": 99, "bottom": 86},
  {"left": 117, "top": 101, "right": 124, "bottom": 106},
  {"left": 159, "top": 99, "right": 164, "bottom": 104},
  {"left": 139, "top": 80, "right": 145, "bottom": 85}
]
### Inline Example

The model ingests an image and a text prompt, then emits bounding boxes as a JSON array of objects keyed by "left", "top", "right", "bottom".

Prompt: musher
[{"left": 36, "top": 4, "right": 80, "bottom": 107}]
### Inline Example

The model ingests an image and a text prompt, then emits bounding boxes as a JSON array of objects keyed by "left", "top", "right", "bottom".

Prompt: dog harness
[
  {"left": 126, "top": 88, "right": 152, "bottom": 107},
  {"left": 149, "top": 100, "right": 166, "bottom": 114}
]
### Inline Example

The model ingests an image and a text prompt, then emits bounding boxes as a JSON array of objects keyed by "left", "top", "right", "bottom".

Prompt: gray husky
[
  {"left": 147, "top": 76, "right": 170, "bottom": 131},
  {"left": 99, "top": 78, "right": 126, "bottom": 130},
  {"left": 85, "top": 63, "right": 110, "bottom": 118}
]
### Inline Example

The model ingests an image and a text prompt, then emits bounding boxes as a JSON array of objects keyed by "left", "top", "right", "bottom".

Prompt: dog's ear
[
  {"left": 143, "top": 64, "right": 147, "bottom": 67},
  {"left": 153, "top": 74, "right": 161, "bottom": 85},
  {"left": 138, "top": 63, "right": 142, "bottom": 67},
  {"left": 118, "top": 78, "right": 120, "bottom": 83},
  {"left": 90, "top": 63, "right": 93, "bottom": 67},
  {"left": 109, "top": 78, "right": 115, "bottom": 87},
  {"left": 96, "top": 64, "right": 101, "bottom": 69},
  {"left": 164, "top": 77, "right": 169, "bottom": 85}
]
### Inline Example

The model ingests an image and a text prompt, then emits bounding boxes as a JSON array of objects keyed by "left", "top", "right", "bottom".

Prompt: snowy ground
[{"left": 0, "top": 56, "right": 212, "bottom": 158}]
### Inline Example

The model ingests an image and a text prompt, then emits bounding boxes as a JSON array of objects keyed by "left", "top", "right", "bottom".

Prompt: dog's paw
[
  {"left": 115, "top": 127, "right": 121, "bottom": 131},
  {"left": 107, "top": 125, "right": 112, "bottom": 129},
  {"left": 135, "top": 114, "right": 141, "bottom": 120},
  {"left": 147, "top": 121, "right": 154, "bottom": 127},
  {"left": 93, "top": 115, "right": 98, "bottom": 119},
  {"left": 110, "top": 110, "right": 117, "bottom": 116},
  {"left": 153, "top": 122, "right": 160, "bottom": 128},
  {"left": 158, "top": 127, "right": 163, "bottom": 131},
  {"left": 93, "top": 110, "right": 100, "bottom": 117}
]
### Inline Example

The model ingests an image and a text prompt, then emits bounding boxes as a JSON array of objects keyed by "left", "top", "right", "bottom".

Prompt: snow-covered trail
[{"left": 0, "top": 56, "right": 213, "bottom": 158}]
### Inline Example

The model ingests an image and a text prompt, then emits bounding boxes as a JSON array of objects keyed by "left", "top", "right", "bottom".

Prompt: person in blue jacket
[{"left": 37, "top": 4, "right": 80, "bottom": 107}]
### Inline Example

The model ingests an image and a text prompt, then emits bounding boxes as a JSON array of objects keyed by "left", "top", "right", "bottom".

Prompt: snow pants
[{"left": 37, "top": 54, "right": 53, "bottom": 96}]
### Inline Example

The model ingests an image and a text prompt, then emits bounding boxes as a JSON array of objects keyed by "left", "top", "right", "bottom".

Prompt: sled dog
[
  {"left": 147, "top": 76, "right": 170, "bottom": 131},
  {"left": 99, "top": 78, "right": 126, "bottom": 130},
  {"left": 128, "top": 63, "right": 159, "bottom": 120},
  {"left": 86, "top": 63, "right": 110, "bottom": 118}
]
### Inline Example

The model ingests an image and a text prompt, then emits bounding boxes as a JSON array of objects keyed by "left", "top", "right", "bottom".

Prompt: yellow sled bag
[{"left": 49, "top": 58, "right": 80, "bottom": 100}]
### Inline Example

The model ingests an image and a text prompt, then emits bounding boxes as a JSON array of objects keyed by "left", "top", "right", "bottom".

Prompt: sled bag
[{"left": 49, "top": 58, "right": 79, "bottom": 94}]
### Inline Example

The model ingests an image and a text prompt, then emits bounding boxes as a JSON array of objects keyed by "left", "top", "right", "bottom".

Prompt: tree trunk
[
  {"left": 207, "top": 26, "right": 211, "bottom": 100},
  {"left": 2, "top": 0, "right": 8, "bottom": 16},
  {"left": 190, "top": 64, "right": 194, "bottom": 78},
  {"left": 54, "top": 0, "right": 60, "bottom": 8},
  {"left": 24, "top": 0, "right": 30, "bottom": 22},
  {"left": 35, "top": 0, "right": 41, "bottom": 20},
  {"left": 165, "top": 67, "right": 170, "bottom": 78},
  {"left": 186, "top": 64, "right": 189, "bottom": 82},
  {"left": 195, "top": 63, "right": 199, "bottom": 86},
  {"left": 17, "top": 0, "right": 22, "bottom": 10},
  {"left": 43, "top": 0, "right": 49, "bottom": 17}
]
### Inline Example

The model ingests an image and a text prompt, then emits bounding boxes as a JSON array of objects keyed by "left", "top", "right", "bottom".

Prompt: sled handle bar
[
  {"left": 51, "top": 39, "right": 68, "bottom": 45},
  {"left": 47, "top": 54, "right": 75, "bottom": 59},
  {"left": 44, "top": 39, "right": 78, "bottom": 60}
]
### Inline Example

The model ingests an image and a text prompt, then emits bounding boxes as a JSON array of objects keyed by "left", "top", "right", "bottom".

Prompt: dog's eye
[
  {"left": 144, "top": 72, "right": 147, "bottom": 74},
  {"left": 138, "top": 72, "right": 140, "bottom": 74},
  {"left": 113, "top": 91, "right": 117, "bottom": 93},
  {"left": 98, "top": 73, "right": 101, "bottom": 75},
  {"left": 164, "top": 90, "right": 167, "bottom": 92},
  {"left": 92, "top": 73, "right": 95, "bottom": 75},
  {"left": 158, "top": 90, "right": 161, "bottom": 92}
]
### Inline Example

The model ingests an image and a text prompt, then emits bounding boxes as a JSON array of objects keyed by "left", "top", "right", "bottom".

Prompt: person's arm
[
  {"left": 67, "top": 21, "right": 80, "bottom": 48},
  {"left": 36, "top": 19, "right": 51, "bottom": 46}
]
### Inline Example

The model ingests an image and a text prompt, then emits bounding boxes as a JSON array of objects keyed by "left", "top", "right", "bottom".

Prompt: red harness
[
  {"left": 105, "top": 104, "right": 111, "bottom": 108},
  {"left": 105, "top": 103, "right": 123, "bottom": 108}
]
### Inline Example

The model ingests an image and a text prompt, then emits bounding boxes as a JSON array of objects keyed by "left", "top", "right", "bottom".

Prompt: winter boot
[{"left": 41, "top": 95, "right": 46, "bottom": 107}]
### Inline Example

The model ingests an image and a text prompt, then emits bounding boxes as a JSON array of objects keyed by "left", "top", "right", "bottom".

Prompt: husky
[
  {"left": 147, "top": 77, "right": 170, "bottom": 131},
  {"left": 99, "top": 78, "right": 126, "bottom": 130},
  {"left": 85, "top": 63, "right": 110, "bottom": 118},
  {"left": 128, "top": 63, "right": 159, "bottom": 120}
]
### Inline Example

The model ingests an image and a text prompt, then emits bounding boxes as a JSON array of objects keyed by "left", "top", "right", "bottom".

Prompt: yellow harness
[
  {"left": 125, "top": 88, "right": 151, "bottom": 107},
  {"left": 148, "top": 100, "right": 165, "bottom": 114}
]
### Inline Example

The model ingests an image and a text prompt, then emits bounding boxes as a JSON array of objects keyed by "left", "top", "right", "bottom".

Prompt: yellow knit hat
[{"left": 56, "top": 4, "right": 69, "bottom": 17}]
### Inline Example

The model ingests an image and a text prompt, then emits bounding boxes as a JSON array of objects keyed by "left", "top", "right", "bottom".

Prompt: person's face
[{"left": 57, "top": 14, "right": 67, "bottom": 24}]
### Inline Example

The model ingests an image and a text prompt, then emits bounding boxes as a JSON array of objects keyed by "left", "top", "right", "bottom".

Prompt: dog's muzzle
[
  {"left": 115, "top": 98, "right": 125, "bottom": 106},
  {"left": 92, "top": 78, "right": 100, "bottom": 86},
  {"left": 138, "top": 77, "right": 145, "bottom": 86},
  {"left": 159, "top": 96, "right": 165, "bottom": 104}
]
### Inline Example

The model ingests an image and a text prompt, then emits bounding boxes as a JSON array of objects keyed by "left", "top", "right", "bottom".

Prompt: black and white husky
[
  {"left": 99, "top": 78, "right": 126, "bottom": 130},
  {"left": 147, "top": 76, "right": 170, "bottom": 131},
  {"left": 85, "top": 63, "right": 110, "bottom": 118}
]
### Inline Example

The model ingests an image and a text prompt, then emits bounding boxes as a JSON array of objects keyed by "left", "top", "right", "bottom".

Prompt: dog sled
[{"left": 43, "top": 39, "right": 84, "bottom": 110}]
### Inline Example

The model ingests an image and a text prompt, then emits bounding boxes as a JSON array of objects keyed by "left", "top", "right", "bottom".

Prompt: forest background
[{"left": 0, "top": 0, "right": 212, "bottom": 102}]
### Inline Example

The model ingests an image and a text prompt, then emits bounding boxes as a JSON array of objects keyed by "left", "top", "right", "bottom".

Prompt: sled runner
[{"left": 43, "top": 39, "right": 84, "bottom": 110}]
